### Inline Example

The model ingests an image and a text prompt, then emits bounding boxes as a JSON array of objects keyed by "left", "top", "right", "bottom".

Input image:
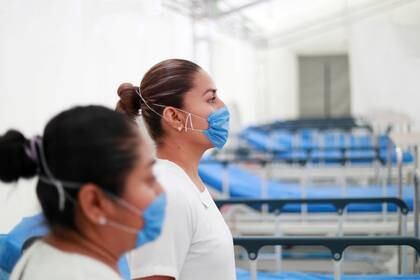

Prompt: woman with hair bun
[
  {"left": 116, "top": 59, "right": 235, "bottom": 280},
  {"left": 0, "top": 105, "right": 166, "bottom": 280}
]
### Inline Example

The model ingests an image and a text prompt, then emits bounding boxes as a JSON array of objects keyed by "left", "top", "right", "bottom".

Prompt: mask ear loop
[
  {"left": 35, "top": 137, "right": 81, "bottom": 211},
  {"left": 136, "top": 88, "right": 207, "bottom": 132},
  {"left": 36, "top": 138, "right": 66, "bottom": 211},
  {"left": 103, "top": 190, "right": 144, "bottom": 216},
  {"left": 97, "top": 189, "right": 150, "bottom": 234},
  {"left": 135, "top": 88, "right": 165, "bottom": 120}
]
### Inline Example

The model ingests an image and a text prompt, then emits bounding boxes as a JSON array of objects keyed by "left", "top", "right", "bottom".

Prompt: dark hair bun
[
  {"left": 116, "top": 82, "right": 141, "bottom": 121},
  {"left": 0, "top": 130, "right": 38, "bottom": 182}
]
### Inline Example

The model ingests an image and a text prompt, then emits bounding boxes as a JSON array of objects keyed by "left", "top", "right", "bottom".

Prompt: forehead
[{"left": 192, "top": 70, "right": 216, "bottom": 92}]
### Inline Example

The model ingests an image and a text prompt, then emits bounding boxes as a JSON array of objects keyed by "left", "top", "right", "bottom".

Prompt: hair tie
[{"left": 25, "top": 136, "right": 40, "bottom": 165}]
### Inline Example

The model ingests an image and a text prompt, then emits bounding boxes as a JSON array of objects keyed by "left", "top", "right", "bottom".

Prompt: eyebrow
[{"left": 202, "top": 88, "right": 217, "bottom": 96}]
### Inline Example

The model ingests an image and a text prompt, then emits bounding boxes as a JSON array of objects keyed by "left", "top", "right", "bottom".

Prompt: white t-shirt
[
  {"left": 128, "top": 159, "right": 236, "bottom": 280},
  {"left": 10, "top": 240, "right": 121, "bottom": 280}
]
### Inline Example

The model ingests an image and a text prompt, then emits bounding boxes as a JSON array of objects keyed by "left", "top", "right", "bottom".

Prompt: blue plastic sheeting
[
  {"left": 0, "top": 214, "right": 131, "bottom": 280},
  {"left": 310, "top": 150, "right": 342, "bottom": 164},
  {"left": 240, "top": 129, "right": 290, "bottom": 152},
  {"left": 0, "top": 266, "right": 9, "bottom": 280},
  {"left": 323, "top": 133, "right": 347, "bottom": 149},
  {"left": 0, "top": 235, "right": 9, "bottom": 280},
  {"left": 276, "top": 150, "right": 308, "bottom": 161},
  {"left": 379, "top": 149, "right": 414, "bottom": 164},
  {"left": 379, "top": 135, "right": 391, "bottom": 149},
  {"left": 345, "top": 150, "right": 375, "bottom": 164},
  {"left": 198, "top": 161, "right": 414, "bottom": 213},
  {"left": 236, "top": 269, "right": 420, "bottom": 280},
  {"left": 349, "top": 135, "right": 373, "bottom": 149},
  {"left": 0, "top": 214, "right": 48, "bottom": 273}
]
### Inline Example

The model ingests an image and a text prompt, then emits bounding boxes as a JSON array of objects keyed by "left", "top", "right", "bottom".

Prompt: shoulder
[
  {"left": 153, "top": 159, "right": 187, "bottom": 187},
  {"left": 11, "top": 241, "right": 120, "bottom": 280},
  {"left": 153, "top": 160, "right": 196, "bottom": 210}
]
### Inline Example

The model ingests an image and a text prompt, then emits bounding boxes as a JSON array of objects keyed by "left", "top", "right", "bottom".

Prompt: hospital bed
[
  {"left": 234, "top": 236, "right": 420, "bottom": 280},
  {"left": 237, "top": 128, "right": 413, "bottom": 164},
  {"left": 199, "top": 159, "right": 414, "bottom": 208},
  {"left": 215, "top": 197, "right": 412, "bottom": 274}
]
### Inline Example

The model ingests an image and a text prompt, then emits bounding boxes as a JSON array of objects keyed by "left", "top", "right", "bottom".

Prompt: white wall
[
  {"left": 212, "top": 32, "right": 258, "bottom": 131},
  {"left": 257, "top": 1, "right": 420, "bottom": 126},
  {"left": 257, "top": 27, "right": 349, "bottom": 124},
  {"left": 350, "top": 2, "right": 420, "bottom": 126},
  {"left": 255, "top": 47, "right": 298, "bottom": 123}
]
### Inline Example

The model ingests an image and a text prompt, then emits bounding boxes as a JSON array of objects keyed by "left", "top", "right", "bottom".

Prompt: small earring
[
  {"left": 178, "top": 127, "right": 182, "bottom": 132},
  {"left": 98, "top": 216, "right": 107, "bottom": 225}
]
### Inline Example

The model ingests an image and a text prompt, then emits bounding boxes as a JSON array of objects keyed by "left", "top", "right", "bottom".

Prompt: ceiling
[{"left": 164, "top": 0, "right": 418, "bottom": 47}]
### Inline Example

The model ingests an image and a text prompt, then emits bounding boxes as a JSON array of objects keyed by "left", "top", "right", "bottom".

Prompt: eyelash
[{"left": 208, "top": 95, "right": 217, "bottom": 103}]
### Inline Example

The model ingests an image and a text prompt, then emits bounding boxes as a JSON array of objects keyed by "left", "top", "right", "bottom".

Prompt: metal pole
[
  {"left": 396, "top": 146, "right": 403, "bottom": 274},
  {"left": 414, "top": 165, "right": 420, "bottom": 273},
  {"left": 250, "top": 259, "right": 258, "bottom": 280},
  {"left": 386, "top": 139, "right": 393, "bottom": 186},
  {"left": 274, "top": 215, "right": 283, "bottom": 272},
  {"left": 335, "top": 211, "right": 344, "bottom": 278},
  {"left": 333, "top": 260, "right": 342, "bottom": 280},
  {"left": 261, "top": 162, "right": 269, "bottom": 214},
  {"left": 401, "top": 213, "right": 408, "bottom": 274},
  {"left": 412, "top": 146, "right": 418, "bottom": 273},
  {"left": 382, "top": 175, "right": 388, "bottom": 222},
  {"left": 300, "top": 175, "right": 308, "bottom": 221},
  {"left": 414, "top": 149, "right": 419, "bottom": 239}
]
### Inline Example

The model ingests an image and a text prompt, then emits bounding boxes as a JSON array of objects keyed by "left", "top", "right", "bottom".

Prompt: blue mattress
[
  {"left": 199, "top": 161, "right": 414, "bottom": 213},
  {"left": 236, "top": 269, "right": 420, "bottom": 280},
  {"left": 240, "top": 129, "right": 413, "bottom": 164},
  {"left": 309, "top": 150, "right": 343, "bottom": 164},
  {"left": 345, "top": 150, "right": 375, "bottom": 164}
]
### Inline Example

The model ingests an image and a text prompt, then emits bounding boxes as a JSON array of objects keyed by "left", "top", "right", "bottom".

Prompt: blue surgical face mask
[
  {"left": 99, "top": 193, "right": 167, "bottom": 248},
  {"left": 136, "top": 89, "right": 230, "bottom": 149},
  {"left": 202, "top": 106, "right": 230, "bottom": 149},
  {"left": 182, "top": 106, "right": 230, "bottom": 149}
]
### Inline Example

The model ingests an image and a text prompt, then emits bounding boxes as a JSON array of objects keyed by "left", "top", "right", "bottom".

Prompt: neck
[
  {"left": 157, "top": 138, "right": 205, "bottom": 178},
  {"left": 45, "top": 227, "right": 120, "bottom": 273}
]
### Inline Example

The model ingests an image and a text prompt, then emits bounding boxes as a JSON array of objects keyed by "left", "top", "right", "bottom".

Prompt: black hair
[{"left": 0, "top": 106, "right": 141, "bottom": 229}]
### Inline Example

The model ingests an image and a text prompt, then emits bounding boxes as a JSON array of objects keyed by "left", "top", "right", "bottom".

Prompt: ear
[
  {"left": 77, "top": 184, "right": 116, "bottom": 226},
  {"left": 162, "top": 107, "right": 186, "bottom": 132}
]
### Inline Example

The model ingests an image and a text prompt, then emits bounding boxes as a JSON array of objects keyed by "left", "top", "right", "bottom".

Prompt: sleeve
[{"left": 127, "top": 184, "right": 194, "bottom": 279}]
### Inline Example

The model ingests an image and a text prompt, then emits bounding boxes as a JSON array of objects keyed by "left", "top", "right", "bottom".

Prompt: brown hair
[{"left": 116, "top": 59, "right": 201, "bottom": 142}]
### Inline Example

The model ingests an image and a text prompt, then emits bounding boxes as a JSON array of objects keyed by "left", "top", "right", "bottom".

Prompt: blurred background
[
  {"left": 1, "top": 0, "right": 420, "bottom": 278},
  {"left": 1, "top": 0, "right": 419, "bottom": 134}
]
